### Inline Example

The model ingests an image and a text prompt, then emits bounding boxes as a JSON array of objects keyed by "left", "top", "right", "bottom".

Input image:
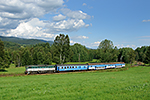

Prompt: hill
[{"left": 0, "top": 36, "right": 53, "bottom": 45}]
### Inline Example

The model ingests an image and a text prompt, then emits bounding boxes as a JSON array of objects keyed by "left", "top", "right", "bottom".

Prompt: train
[{"left": 25, "top": 62, "right": 125, "bottom": 74}]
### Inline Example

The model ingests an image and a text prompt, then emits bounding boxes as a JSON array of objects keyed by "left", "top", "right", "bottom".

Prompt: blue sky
[{"left": 0, "top": 0, "right": 150, "bottom": 49}]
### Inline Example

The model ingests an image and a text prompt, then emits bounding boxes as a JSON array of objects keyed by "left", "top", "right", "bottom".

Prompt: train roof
[
  {"left": 56, "top": 64, "right": 88, "bottom": 66},
  {"left": 88, "top": 62, "right": 125, "bottom": 65},
  {"left": 26, "top": 65, "right": 55, "bottom": 67}
]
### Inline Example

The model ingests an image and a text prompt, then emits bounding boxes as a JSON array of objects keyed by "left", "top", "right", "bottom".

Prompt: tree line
[{"left": 0, "top": 34, "right": 150, "bottom": 69}]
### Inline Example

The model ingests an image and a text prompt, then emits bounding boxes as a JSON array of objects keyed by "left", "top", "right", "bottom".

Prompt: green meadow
[{"left": 0, "top": 66, "right": 150, "bottom": 100}]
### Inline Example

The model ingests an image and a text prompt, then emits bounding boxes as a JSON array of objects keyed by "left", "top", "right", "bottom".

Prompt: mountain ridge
[{"left": 0, "top": 36, "right": 53, "bottom": 45}]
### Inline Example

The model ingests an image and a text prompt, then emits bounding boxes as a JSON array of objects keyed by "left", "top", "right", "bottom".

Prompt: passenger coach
[{"left": 55, "top": 64, "right": 88, "bottom": 72}]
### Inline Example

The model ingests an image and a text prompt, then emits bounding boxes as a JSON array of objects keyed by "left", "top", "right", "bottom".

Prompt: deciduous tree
[
  {"left": 97, "top": 39, "right": 115, "bottom": 62},
  {"left": 53, "top": 34, "right": 70, "bottom": 64},
  {"left": 145, "top": 46, "right": 150, "bottom": 65},
  {"left": 0, "top": 39, "right": 11, "bottom": 69}
]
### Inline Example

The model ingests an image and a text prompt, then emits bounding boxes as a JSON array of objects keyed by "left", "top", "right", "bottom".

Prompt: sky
[{"left": 0, "top": 0, "right": 150, "bottom": 49}]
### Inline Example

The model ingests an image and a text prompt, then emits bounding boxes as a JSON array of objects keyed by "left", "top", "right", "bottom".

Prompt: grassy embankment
[{"left": 0, "top": 66, "right": 150, "bottom": 99}]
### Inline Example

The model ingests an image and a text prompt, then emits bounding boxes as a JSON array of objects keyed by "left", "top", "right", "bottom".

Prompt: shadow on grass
[{"left": 0, "top": 69, "right": 8, "bottom": 72}]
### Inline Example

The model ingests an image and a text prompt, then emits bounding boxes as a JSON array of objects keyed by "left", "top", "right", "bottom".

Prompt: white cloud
[
  {"left": 71, "top": 35, "right": 89, "bottom": 40},
  {"left": 0, "top": 0, "right": 64, "bottom": 19},
  {"left": 90, "top": 23, "right": 92, "bottom": 27},
  {"left": 116, "top": 44, "right": 136, "bottom": 49},
  {"left": 0, "top": 0, "right": 64, "bottom": 33},
  {"left": 0, "top": 17, "right": 2, "bottom": 21},
  {"left": 77, "top": 36, "right": 89, "bottom": 39},
  {"left": 92, "top": 41, "right": 101, "bottom": 46},
  {"left": 142, "top": 19, "right": 150, "bottom": 22},
  {"left": 6, "top": 18, "right": 55, "bottom": 40},
  {"left": 53, "top": 14, "right": 66, "bottom": 21},
  {"left": 46, "top": 19, "right": 86, "bottom": 33},
  {"left": 66, "top": 0, "right": 69, "bottom": 2},
  {"left": 82, "top": 3, "right": 87, "bottom": 6},
  {"left": 5, "top": 18, "right": 89, "bottom": 41},
  {"left": 141, "top": 36, "right": 150, "bottom": 38},
  {"left": 70, "top": 40, "right": 81, "bottom": 45},
  {"left": 0, "top": 0, "right": 92, "bottom": 41},
  {"left": 85, "top": 24, "right": 89, "bottom": 27},
  {"left": 70, "top": 40, "right": 76, "bottom": 44},
  {"left": 61, "top": 8, "right": 91, "bottom": 19}
]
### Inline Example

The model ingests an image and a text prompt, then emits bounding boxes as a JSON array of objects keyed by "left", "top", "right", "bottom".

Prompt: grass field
[
  {"left": 0, "top": 66, "right": 150, "bottom": 100},
  {"left": 0, "top": 64, "right": 25, "bottom": 75}
]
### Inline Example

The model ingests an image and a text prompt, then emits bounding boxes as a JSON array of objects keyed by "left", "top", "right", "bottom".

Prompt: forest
[{"left": 0, "top": 34, "right": 150, "bottom": 69}]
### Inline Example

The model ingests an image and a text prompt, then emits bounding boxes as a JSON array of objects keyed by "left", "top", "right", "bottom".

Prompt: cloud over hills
[{"left": 0, "top": 0, "right": 91, "bottom": 41}]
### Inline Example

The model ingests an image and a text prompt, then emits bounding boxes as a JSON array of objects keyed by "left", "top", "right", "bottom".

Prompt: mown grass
[{"left": 0, "top": 66, "right": 150, "bottom": 100}]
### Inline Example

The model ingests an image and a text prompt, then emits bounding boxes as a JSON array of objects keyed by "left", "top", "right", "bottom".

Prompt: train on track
[{"left": 25, "top": 62, "right": 125, "bottom": 74}]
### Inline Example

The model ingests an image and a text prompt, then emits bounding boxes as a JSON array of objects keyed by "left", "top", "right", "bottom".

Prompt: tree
[
  {"left": 127, "top": 48, "right": 136, "bottom": 66},
  {"left": 21, "top": 47, "right": 33, "bottom": 66},
  {"left": 0, "top": 39, "right": 11, "bottom": 69},
  {"left": 145, "top": 46, "right": 150, "bottom": 65},
  {"left": 0, "top": 39, "right": 4, "bottom": 58},
  {"left": 70, "top": 43, "right": 89, "bottom": 62},
  {"left": 13, "top": 50, "right": 21, "bottom": 67},
  {"left": 118, "top": 47, "right": 135, "bottom": 65},
  {"left": 98, "top": 39, "right": 114, "bottom": 50},
  {"left": 97, "top": 39, "right": 115, "bottom": 62},
  {"left": 135, "top": 46, "right": 147, "bottom": 62},
  {"left": 44, "top": 52, "right": 52, "bottom": 65},
  {"left": 53, "top": 34, "right": 70, "bottom": 64}
]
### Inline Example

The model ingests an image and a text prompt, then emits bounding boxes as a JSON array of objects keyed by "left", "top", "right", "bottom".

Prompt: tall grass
[{"left": 0, "top": 66, "right": 150, "bottom": 100}]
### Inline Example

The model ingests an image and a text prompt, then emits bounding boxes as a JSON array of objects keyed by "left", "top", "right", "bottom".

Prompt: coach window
[
  {"left": 70, "top": 66, "right": 71, "bottom": 68},
  {"left": 62, "top": 67, "right": 63, "bottom": 69},
  {"left": 75, "top": 66, "right": 77, "bottom": 68},
  {"left": 65, "top": 67, "right": 66, "bottom": 69},
  {"left": 67, "top": 66, "right": 69, "bottom": 69}
]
